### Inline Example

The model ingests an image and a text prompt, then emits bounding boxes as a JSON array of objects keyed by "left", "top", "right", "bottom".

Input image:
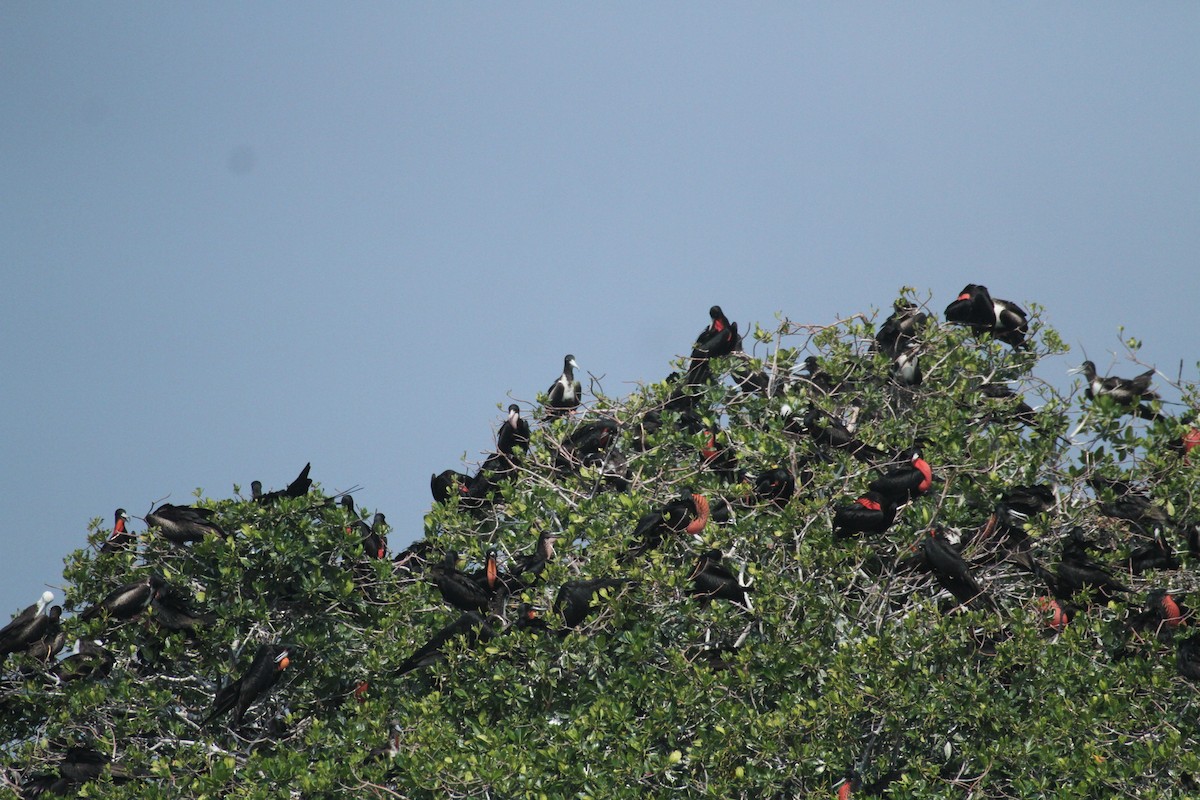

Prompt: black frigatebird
[
  {"left": 99, "top": 508, "right": 135, "bottom": 554},
  {"left": 943, "top": 284, "right": 1028, "bottom": 348},
  {"left": 204, "top": 644, "right": 291, "bottom": 727},
  {"left": 146, "top": 504, "right": 224, "bottom": 544},
  {"left": 545, "top": 354, "right": 582, "bottom": 418}
]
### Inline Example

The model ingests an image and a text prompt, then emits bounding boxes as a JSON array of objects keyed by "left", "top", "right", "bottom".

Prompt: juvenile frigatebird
[
  {"left": 1072, "top": 361, "right": 1159, "bottom": 406},
  {"left": 0, "top": 591, "right": 57, "bottom": 660},
  {"left": 545, "top": 354, "right": 582, "bottom": 418},
  {"left": 874, "top": 300, "right": 929, "bottom": 358},
  {"left": 497, "top": 404, "right": 531, "bottom": 456}
]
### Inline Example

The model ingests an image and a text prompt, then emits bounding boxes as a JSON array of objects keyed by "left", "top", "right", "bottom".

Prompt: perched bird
[
  {"left": 621, "top": 490, "right": 710, "bottom": 561},
  {"left": 52, "top": 639, "right": 114, "bottom": 683},
  {"left": 545, "top": 354, "right": 583, "bottom": 418},
  {"left": 18, "top": 610, "right": 66, "bottom": 669},
  {"left": 146, "top": 504, "right": 224, "bottom": 544},
  {"left": 368, "top": 721, "right": 404, "bottom": 762},
  {"left": 868, "top": 448, "right": 933, "bottom": 505},
  {"left": 1178, "top": 633, "right": 1200, "bottom": 681},
  {"left": 1126, "top": 528, "right": 1179, "bottom": 574},
  {"left": 686, "top": 550, "right": 751, "bottom": 607},
  {"left": 203, "top": 644, "right": 291, "bottom": 727},
  {"left": 832, "top": 492, "right": 898, "bottom": 539},
  {"left": 429, "top": 553, "right": 497, "bottom": 613},
  {"left": 874, "top": 300, "right": 929, "bottom": 358},
  {"left": 553, "top": 417, "right": 619, "bottom": 473},
  {"left": 1072, "top": 361, "right": 1159, "bottom": 407},
  {"left": 152, "top": 583, "right": 215, "bottom": 633},
  {"left": 80, "top": 575, "right": 165, "bottom": 622},
  {"left": 430, "top": 469, "right": 472, "bottom": 504},
  {"left": 555, "top": 578, "right": 633, "bottom": 628},
  {"left": 917, "top": 529, "right": 996, "bottom": 612},
  {"left": 975, "top": 383, "right": 1038, "bottom": 427},
  {"left": 1036, "top": 596, "right": 1073, "bottom": 633},
  {"left": 686, "top": 305, "right": 740, "bottom": 385},
  {"left": 798, "top": 406, "right": 885, "bottom": 463},
  {"left": 1051, "top": 544, "right": 1128, "bottom": 604},
  {"left": 363, "top": 513, "right": 389, "bottom": 560},
  {"left": 943, "top": 284, "right": 1028, "bottom": 348},
  {"left": 1128, "top": 590, "right": 1187, "bottom": 640},
  {"left": 890, "top": 347, "right": 922, "bottom": 387},
  {"left": 510, "top": 530, "right": 557, "bottom": 582},
  {"left": 0, "top": 592, "right": 57, "bottom": 660},
  {"left": 699, "top": 423, "right": 742, "bottom": 484},
  {"left": 753, "top": 467, "right": 795, "bottom": 508},
  {"left": 395, "top": 612, "right": 495, "bottom": 675},
  {"left": 99, "top": 508, "right": 135, "bottom": 554},
  {"left": 253, "top": 462, "right": 313, "bottom": 504},
  {"left": 496, "top": 404, "right": 531, "bottom": 456}
]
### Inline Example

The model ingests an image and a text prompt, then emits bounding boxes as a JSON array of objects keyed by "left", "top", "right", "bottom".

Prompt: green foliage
[{"left": 4, "top": 293, "right": 1200, "bottom": 798}]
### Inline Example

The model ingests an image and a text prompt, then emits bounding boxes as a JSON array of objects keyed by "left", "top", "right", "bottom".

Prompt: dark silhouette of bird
[
  {"left": 51, "top": 639, "right": 114, "bottom": 683},
  {"left": 545, "top": 354, "right": 582, "bottom": 418},
  {"left": 1128, "top": 590, "right": 1187, "bottom": 641},
  {"left": 1051, "top": 543, "right": 1129, "bottom": 604},
  {"left": 555, "top": 578, "right": 633, "bottom": 628},
  {"left": 151, "top": 582, "right": 215, "bottom": 633},
  {"left": 252, "top": 462, "right": 313, "bottom": 505},
  {"left": 512, "top": 602, "right": 552, "bottom": 633},
  {"left": 80, "top": 575, "right": 165, "bottom": 622},
  {"left": 868, "top": 447, "right": 933, "bottom": 504},
  {"left": 753, "top": 467, "right": 795, "bottom": 508},
  {"left": 496, "top": 404, "right": 531, "bottom": 456},
  {"left": 798, "top": 406, "right": 885, "bottom": 463},
  {"left": 511, "top": 530, "right": 557, "bottom": 582},
  {"left": 798, "top": 355, "right": 836, "bottom": 394},
  {"left": 1072, "top": 361, "right": 1159, "bottom": 407},
  {"left": 686, "top": 550, "right": 751, "bottom": 607},
  {"left": 890, "top": 347, "right": 922, "bottom": 387},
  {"left": 975, "top": 383, "right": 1038, "bottom": 426},
  {"left": 467, "top": 550, "right": 525, "bottom": 597},
  {"left": 0, "top": 592, "right": 57, "bottom": 661},
  {"left": 553, "top": 417, "right": 619, "bottom": 473},
  {"left": 1000, "top": 484, "right": 1055, "bottom": 518},
  {"left": 917, "top": 529, "right": 996, "bottom": 612},
  {"left": 338, "top": 497, "right": 387, "bottom": 559},
  {"left": 943, "top": 283, "right": 1028, "bottom": 348},
  {"left": 145, "top": 504, "right": 224, "bottom": 544},
  {"left": 1177, "top": 633, "right": 1200, "bottom": 681},
  {"left": 621, "top": 490, "right": 710, "bottom": 561},
  {"left": 430, "top": 469, "right": 472, "bottom": 504},
  {"left": 203, "top": 644, "right": 291, "bottom": 727},
  {"left": 99, "top": 508, "right": 135, "bottom": 554},
  {"left": 17, "top": 609, "right": 65, "bottom": 670},
  {"left": 395, "top": 612, "right": 495, "bottom": 675},
  {"left": 685, "top": 305, "right": 741, "bottom": 386},
  {"left": 699, "top": 423, "right": 741, "bottom": 484},
  {"left": 429, "top": 552, "right": 497, "bottom": 613},
  {"left": 874, "top": 300, "right": 929, "bottom": 357},
  {"left": 392, "top": 538, "right": 435, "bottom": 576},
  {"left": 1092, "top": 481, "right": 1171, "bottom": 534},
  {"left": 833, "top": 492, "right": 898, "bottom": 539},
  {"left": 1126, "top": 528, "right": 1179, "bottom": 574}
]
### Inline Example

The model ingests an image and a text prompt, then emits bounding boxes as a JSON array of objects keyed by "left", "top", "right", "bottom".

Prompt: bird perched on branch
[
  {"left": 496, "top": 404, "right": 531, "bottom": 456},
  {"left": 80, "top": 575, "right": 165, "bottom": 622},
  {"left": 545, "top": 354, "right": 582, "bottom": 418},
  {"left": 555, "top": 578, "right": 634, "bottom": 628},
  {"left": 685, "top": 305, "right": 740, "bottom": 386},
  {"left": 621, "top": 490, "right": 711, "bottom": 561},
  {"left": 146, "top": 504, "right": 224, "bottom": 544},
  {"left": 869, "top": 447, "right": 933, "bottom": 505},
  {"left": 203, "top": 644, "right": 291, "bottom": 727},
  {"left": 0, "top": 591, "right": 57, "bottom": 661},
  {"left": 944, "top": 284, "right": 1028, "bottom": 348},
  {"left": 396, "top": 612, "right": 495, "bottom": 675},
  {"left": 686, "top": 549, "right": 751, "bottom": 608},
  {"left": 99, "top": 508, "right": 135, "bottom": 554},
  {"left": 1071, "top": 361, "right": 1159, "bottom": 418},
  {"left": 252, "top": 462, "right": 313, "bottom": 505},
  {"left": 833, "top": 492, "right": 898, "bottom": 539}
]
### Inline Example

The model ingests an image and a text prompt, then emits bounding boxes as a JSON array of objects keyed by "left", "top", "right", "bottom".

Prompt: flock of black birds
[{"left": 5, "top": 282, "right": 1200, "bottom": 797}]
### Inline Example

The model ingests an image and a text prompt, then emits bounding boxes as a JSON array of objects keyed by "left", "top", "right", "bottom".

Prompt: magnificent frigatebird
[
  {"left": 496, "top": 404, "right": 531, "bottom": 456},
  {"left": 832, "top": 492, "right": 898, "bottom": 539},
  {"left": 868, "top": 448, "right": 933, "bottom": 505},
  {"left": 430, "top": 469, "right": 472, "bottom": 504},
  {"left": 753, "top": 467, "right": 795, "bottom": 508},
  {"left": 0, "top": 592, "right": 57, "bottom": 660},
  {"left": 621, "top": 490, "right": 710, "bottom": 561},
  {"left": 252, "top": 462, "right": 313, "bottom": 504},
  {"left": 80, "top": 575, "right": 165, "bottom": 622},
  {"left": 798, "top": 406, "right": 886, "bottom": 463},
  {"left": 52, "top": 639, "right": 114, "bottom": 683},
  {"left": 204, "top": 644, "right": 291, "bottom": 727},
  {"left": 146, "top": 504, "right": 224, "bottom": 544},
  {"left": 395, "top": 612, "right": 495, "bottom": 675},
  {"left": 686, "top": 550, "right": 751, "bottom": 608},
  {"left": 545, "top": 354, "right": 582, "bottom": 418},
  {"left": 1128, "top": 589, "right": 1187, "bottom": 641},
  {"left": 917, "top": 528, "right": 996, "bottom": 612},
  {"left": 152, "top": 582, "right": 215, "bottom": 633},
  {"left": 687, "top": 306, "right": 741, "bottom": 383},
  {"left": 555, "top": 578, "right": 634, "bottom": 628},
  {"left": 943, "top": 284, "right": 1028, "bottom": 348},
  {"left": 874, "top": 300, "right": 929, "bottom": 358},
  {"left": 99, "top": 508, "right": 135, "bottom": 554},
  {"left": 429, "top": 552, "right": 497, "bottom": 613},
  {"left": 1072, "top": 361, "right": 1159, "bottom": 406}
]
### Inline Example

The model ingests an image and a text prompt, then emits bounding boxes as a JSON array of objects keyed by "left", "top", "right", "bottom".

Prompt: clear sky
[{"left": 2, "top": 5, "right": 1197, "bottom": 617}]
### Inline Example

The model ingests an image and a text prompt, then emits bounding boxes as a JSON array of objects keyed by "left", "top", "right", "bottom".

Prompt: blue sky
[{"left": 2, "top": 5, "right": 1197, "bottom": 617}]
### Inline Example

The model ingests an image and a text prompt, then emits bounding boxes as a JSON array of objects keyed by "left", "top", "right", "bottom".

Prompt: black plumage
[
  {"left": 146, "top": 504, "right": 224, "bottom": 544},
  {"left": 99, "top": 508, "right": 135, "bottom": 554},
  {"left": 80, "top": 575, "right": 165, "bottom": 622},
  {"left": 496, "top": 404, "right": 531, "bottom": 456},
  {"left": 917, "top": 529, "right": 996, "bottom": 612},
  {"left": 555, "top": 578, "right": 633, "bottom": 628},
  {"left": 753, "top": 467, "right": 795, "bottom": 508},
  {"left": 395, "top": 612, "right": 495, "bottom": 675},
  {"left": 429, "top": 553, "right": 496, "bottom": 613},
  {"left": 1074, "top": 361, "right": 1159, "bottom": 406},
  {"left": 800, "top": 407, "right": 885, "bottom": 463},
  {"left": 545, "top": 354, "right": 582, "bottom": 418},
  {"left": 253, "top": 462, "right": 313, "bottom": 504},
  {"left": 943, "top": 283, "right": 1028, "bottom": 348},
  {"left": 868, "top": 448, "right": 933, "bottom": 504},
  {"left": 430, "top": 469, "right": 472, "bottom": 504},
  {"left": 686, "top": 550, "right": 751, "bottom": 607},
  {"left": 203, "top": 644, "right": 291, "bottom": 727},
  {"left": 0, "top": 591, "right": 55, "bottom": 658},
  {"left": 832, "top": 492, "right": 898, "bottom": 539},
  {"left": 874, "top": 300, "right": 929, "bottom": 357}
]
